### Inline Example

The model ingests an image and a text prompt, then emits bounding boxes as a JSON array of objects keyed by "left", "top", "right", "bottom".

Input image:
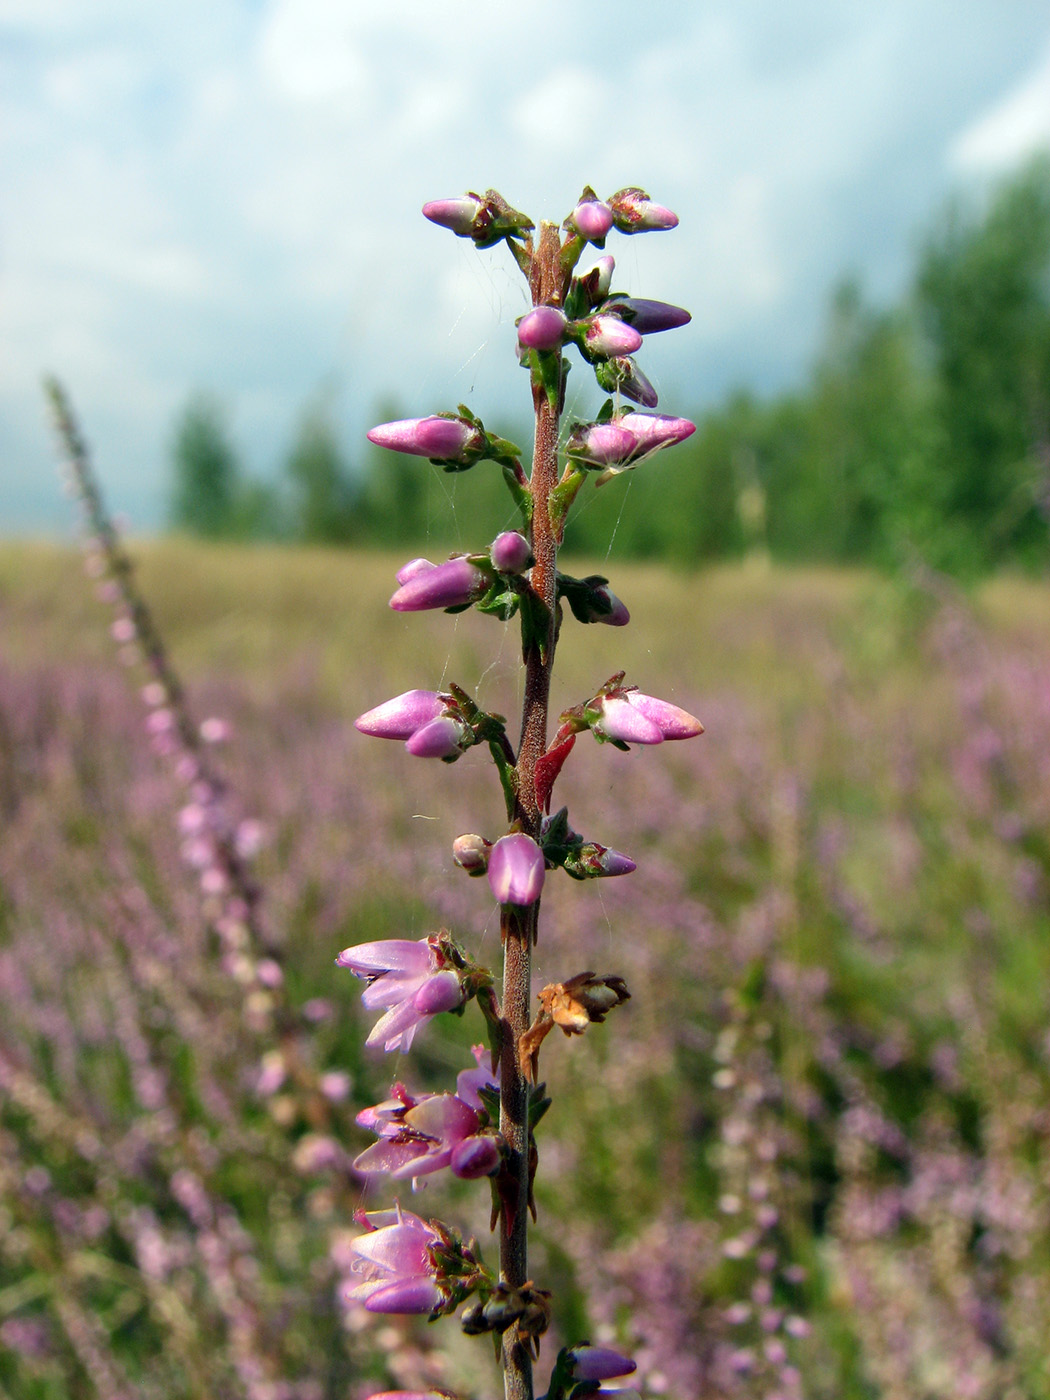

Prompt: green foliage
[
  {"left": 168, "top": 394, "right": 244, "bottom": 539},
  {"left": 285, "top": 402, "right": 357, "bottom": 544}
]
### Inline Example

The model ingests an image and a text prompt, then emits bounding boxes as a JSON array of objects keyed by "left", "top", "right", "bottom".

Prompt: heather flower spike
[{"left": 344, "top": 186, "right": 700, "bottom": 1400}]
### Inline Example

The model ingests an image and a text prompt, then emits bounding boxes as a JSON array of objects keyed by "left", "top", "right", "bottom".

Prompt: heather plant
[{"left": 339, "top": 186, "right": 702, "bottom": 1400}]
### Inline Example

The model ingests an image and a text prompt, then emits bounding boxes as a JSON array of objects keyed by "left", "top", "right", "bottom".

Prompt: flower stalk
[{"left": 349, "top": 185, "right": 700, "bottom": 1400}]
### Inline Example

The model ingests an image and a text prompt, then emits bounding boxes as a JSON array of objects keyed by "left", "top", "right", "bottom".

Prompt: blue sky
[{"left": 3, "top": 0, "right": 1050, "bottom": 532}]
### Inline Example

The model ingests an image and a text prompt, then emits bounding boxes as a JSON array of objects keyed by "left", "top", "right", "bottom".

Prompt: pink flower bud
[
  {"left": 608, "top": 187, "right": 679, "bottom": 232},
  {"left": 595, "top": 691, "right": 704, "bottom": 745},
  {"left": 616, "top": 412, "right": 696, "bottom": 453},
  {"left": 452, "top": 833, "right": 491, "bottom": 874},
  {"left": 111, "top": 616, "right": 136, "bottom": 644},
  {"left": 396, "top": 556, "right": 436, "bottom": 585},
  {"left": 389, "top": 557, "right": 489, "bottom": 611},
  {"left": 412, "top": 968, "right": 464, "bottom": 1015},
  {"left": 603, "top": 297, "right": 691, "bottom": 334},
  {"left": 518, "top": 306, "right": 567, "bottom": 351},
  {"left": 200, "top": 717, "right": 230, "bottom": 744},
  {"left": 449, "top": 1133, "right": 502, "bottom": 1179},
  {"left": 584, "top": 584, "right": 630, "bottom": 626},
  {"left": 367, "top": 416, "right": 482, "bottom": 462},
  {"left": 490, "top": 531, "right": 532, "bottom": 573},
  {"left": 405, "top": 714, "right": 471, "bottom": 759},
  {"left": 582, "top": 315, "right": 643, "bottom": 358},
  {"left": 568, "top": 422, "right": 639, "bottom": 467},
  {"left": 571, "top": 199, "right": 614, "bottom": 242},
  {"left": 568, "top": 1345, "right": 638, "bottom": 1381},
  {"left": 487, "top": 833, "right": 545, "bottom": 906},
  {"left": 422, "top": 195, "right": 484, "bottom": 236},
  {"left": 355, "top": 690, "right": 446, "bottom": 740}
]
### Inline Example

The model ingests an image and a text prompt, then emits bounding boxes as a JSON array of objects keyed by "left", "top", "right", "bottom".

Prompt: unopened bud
[
  {"left": 518, "top": 306, "right": 567, "bottom": 352},
  {"left": 608, "top": 187, "right": 679, "bottom": 232},
  {"left": 452, "top": 833, "right": 491, "bottom": 875},
  {"left": 569, "top": 197, "right": 614, "bottom": 243},
  {"left": 405, "top": 714, "right": 472, "bottom": 759},
  {"left": 490, "top": 531, "right": 532, "bottom": 574}
]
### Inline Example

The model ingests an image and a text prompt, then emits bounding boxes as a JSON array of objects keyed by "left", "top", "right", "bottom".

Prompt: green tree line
[{"left": 169, "top": 156, "right": 1050, "bottom": 574}]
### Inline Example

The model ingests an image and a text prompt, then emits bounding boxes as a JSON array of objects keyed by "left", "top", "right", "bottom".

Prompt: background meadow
[{"left": 2, "top": 537, "right": 1049, "bottom": 1398}]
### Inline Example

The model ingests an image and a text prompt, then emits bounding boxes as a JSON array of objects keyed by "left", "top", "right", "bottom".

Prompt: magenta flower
[
  {"left": 405, "top": 714, "right": 472, "bottom": 759},
  {"left": 617, "top": 411, "right": 696, "bottom": 453},
  {"left": 347, "top": 1208, "right": 444, "bottom": 1314},
  {"left": 518, "top": 306, "right": 567, "bottom": 352},
  {"left": 570, "top": 198, "right": 614, "bottom": 242},
  {"left": 367, "top": 416, "right": 482, "bottom": 463},
  {"left": 581, "top": 315, "right": 643, "bottom": 359},
  {"left": 355, "top": 690, "right": 446, "bottom": 740},
  {"left": 422, "top": 195, "right": 484, "bottom": 236},
  {"left": 568, "top": 1344, "right": 638, "bottom": 1380},
  {"left": 487, "top": 832, "right": 545, "bottom": 905},
  {"left": 608, "top": 187, "right": 679, "bottom": 232},
  {"left": 490, "top": 530, "right": 532, "bottom": 574},
  {"left": 568, "top": 421, "right": 639, "bottom": 468},
  {"left": 603, "top": 297, "right": 691, "bottom": 334},
  {"left": 594, "top": 691, "right": 704, "bottom": 745},
  {"left": 389, "top": 557, "right": 490, "bottom": 612},
  {"left": 336, "top": 938, "right": 465, "bottom": 1052},
  {"left": 355, "top": 1091, "right": 482, "bottom": 1178}
]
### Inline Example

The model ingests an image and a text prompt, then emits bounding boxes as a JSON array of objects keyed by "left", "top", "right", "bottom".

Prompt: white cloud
[{"left": 949, "top": 39, "right": 1050, "bottom": 171}]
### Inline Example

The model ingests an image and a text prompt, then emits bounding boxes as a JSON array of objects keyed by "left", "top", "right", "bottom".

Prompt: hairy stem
[{"left": 499, "top": 221, "right": 565, "bottom": 1400}]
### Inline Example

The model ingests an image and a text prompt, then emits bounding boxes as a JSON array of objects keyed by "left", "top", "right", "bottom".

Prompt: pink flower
[
  {"left": 570, "top": 198, "right": 614, "bottom": 242},
  {"left": 355, "top": 690, "right": 446, "bottom": 740},
  {"left": 608, "top": 187, "right": 679, "bottom": 232},
  {"left": 336, "top": 938, "right": 465, "bottom": 1052},
  {"left": 347, "top": 1208, "right": 444, "bottom": 1314},
  {"left": 487, "top": 833, "right": 545, "bottom": 905},
  {"left": 518, "top": 306, "right": 567, "bottom": 351},
  {"left": 594, "top": 691, "right": 704, "bottom": 745},
  {"left": 355, "top": 1090, "right": 500, "bottom": 1181},
  {"left": 404, "top": 714, "right": 472, "bottom": 759},
  {"left": 422, "top": 195, "right": 484, "bottom": 235},
  {"left": 389, "top": 557, "right": 490, "bottom": 612},
  {"left": 581, "top": 314, "right": 643, "bottom": 359},
  {"left": 367, "top": 416, "right": 482, "bottom": 463},
  {"left": 455, "top": 1043, "right": 499, "bottom": 1109},
  {"left": 490, "top": 530, "right": 532, "bottom": 574}
]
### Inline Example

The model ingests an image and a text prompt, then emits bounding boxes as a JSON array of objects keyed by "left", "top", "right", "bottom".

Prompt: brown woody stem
[{"left": 499, "top": 220, "right": 565, "bottom": 1400}]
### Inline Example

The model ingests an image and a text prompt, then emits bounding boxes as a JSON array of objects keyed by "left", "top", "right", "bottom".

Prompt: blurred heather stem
[
  {"left": 498, "top": 219, "right": 564, "bottom": 1400},
  {"left": 43, "top": 378, "right": 289, "bottom": 1013}
]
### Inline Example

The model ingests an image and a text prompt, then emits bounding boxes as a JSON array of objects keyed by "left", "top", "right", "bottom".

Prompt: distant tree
[
  {"left": 285, "top": 404, "right": 357, "bottom": 543},
  {"left": 916, "top": 154, "right": 1050, "bottom": 570},
  {"left": 169, "top": 393, "right": 242, "bottom": 538}
]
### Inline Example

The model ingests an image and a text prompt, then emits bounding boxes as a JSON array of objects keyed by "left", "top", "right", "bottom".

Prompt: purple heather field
[{"left": 2, "top": 539, "right": 1050, "bottom": 1400}]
